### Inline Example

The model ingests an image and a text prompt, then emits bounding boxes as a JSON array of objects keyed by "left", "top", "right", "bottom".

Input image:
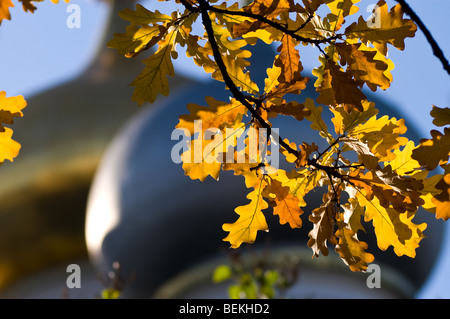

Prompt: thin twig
[
  {"left": 196, "top": 0, "right": 299, "bottom": 157},
  {"left": 205, "top": 4, "right": 341, "bottom": 45},
  {"left": 191, "top": 0, "right": 355, "bottom": 179},
  {"left": 395, "top": 0, "right": 450, "bottom": 76}
]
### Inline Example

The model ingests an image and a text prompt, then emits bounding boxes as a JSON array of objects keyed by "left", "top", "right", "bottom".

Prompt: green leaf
[{"left": 212, "top": 265, "right": 233, "bottom": 283}]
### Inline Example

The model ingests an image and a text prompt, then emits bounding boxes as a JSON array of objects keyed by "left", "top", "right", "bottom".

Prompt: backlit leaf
[
  {"left": 223, "top": 180, "right": 269, "bottom": 248},
  {"left": 345, "top": 0, "right": 417, "bottom": 56},
  {"left": 263, "top": 178, "right": 303, "bottom": 228},
  {"left": 335, "top": 213, "right": 374, "bottom": 272}
]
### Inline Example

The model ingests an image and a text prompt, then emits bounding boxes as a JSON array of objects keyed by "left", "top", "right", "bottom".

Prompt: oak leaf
[
  {"left": 335, "top": 213, "right": 374, "bottom": 272},
  {"left": 118, "top": 4, "right": 171, "bottom": 26},
  {"left": 263, "top": 179, "right": 303, "bottom": 228},
  {"left": 336, "top": 42, "right": 390, "bottom": 91},
  {"left": 176, "top": 97, "right": 247, "bottom": 135},
  {"left": 244, "top": 0, "right": 291, "bottom": 20},
  {"left": 412, "top": 128, "right": 450, "bottom": 170},
  {"left": 0, "top": 0, "right": 13, "bottom": 23},
  {"left": 107, "top": 25, "right": 165, "bottom": 57},
  {"left": 356, "top": 190, "right": 426, "bottom": 257},
  {"left": 266, "top": 101, "right": 310, "bottom": 122},
  {"left": 0, "top": 91, "right": 27, "bottom": 132},
  {"left": 313, "top": 56, "right": 366, "bottom": 112},
  {"left": 307, "top": 191, "right": 337, "bottom": 257},
  {"left": 223, "top": 180, "right": 269, "bottom": 248},
  {"left": 430, "top": 105, "right": 450, "bottom": 127},
  {"left": 345, "top": 0, "right": 417, "bottom": 56},
  {"left": 326, "top": 0, "right": 361, "bottom": 32},
  {"left": 274, "top": 34, "right": 302, "bottom": 84},
  {"left": 0, "top": 128, "right": 21, "bottom": 164},
  {"left": 130, "top": 32, "right": 176, "bottom": 105},
  {"left": 432, "top": 173, "right": 450, "bottom": 221},
  {"left": 0, "top": 91, "right": 26, "bottom": 164},
  {"left": 331, "top": 100, "right": 378, "bottom": 135},
  {"left": 351, "top": 114, "right": 408, "bottom": 161},
  {"left": 181, "top": 138, "right": 223, "bottom": 182},
  {"left": 303, "top": 98, "right": 333, "bottom": 141},
  {"left": 386, "top": 140, "right": 420, "bottom": 176}
]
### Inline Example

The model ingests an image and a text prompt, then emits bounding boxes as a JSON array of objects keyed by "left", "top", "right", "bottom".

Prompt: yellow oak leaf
[
  {"left": 0, "top": 91, "right": 27, "bottom": 132},
  {"left": 179, "top": 27, "right": 216, "bottom": 74},
  {"left": 118, "top": 4, "right": 171, "bottom": 26},
  {"left": 130, "top": 32, "right": 177, "bottom": 105},
  {"left": 176, "top": 97, "right": 247, "bottom": 135},
  {"left": 212, "top": 52, "right": 259, "bottom": 95},
  {"left": 273, "top": 168, "right": 322, "bottom": 207},
  {"left": 356, "top": 190, "right": 426, "bottom": 258},
  {"left": 180, "top": 121, "right": 247, "bottom": 182},
  {"left": 298, "top": 142, "right": 318, "bottom": 167},
  {"left": 279, "top": 138, "right": 299, "bottom": 164},
  {"left": 351, "top": 114, "right": 408, "bottom": 161},
  {"left": 416, "top": 172, "right": 442, "bottom": 215},
  {"left": 345, "top": 0, "right": 417, "bottom": 56},
  {"left": 181, "top": 138, "right": 223, "bottom": 182},
  {"left": 303, "top": 98, "right": 333, "bottom": 142},
  {"left": 385, "top": 140, "right": 420, "bottom": 176},
  {"left": 336, "top": 42, "right": 390, "bottom": 92},
  {"left": 223, "top": 180, "right": 269, "bottom": 248},
  {"left": 0, "top": 91, "right": 26, "bottom": 164},
  {"left": 331, "top": 100, "right": 378, "bottom": 135},
  {"left": 263, "top": 179, "right": 304, "bottom": 228},
  {"left": 326, "top": 0, "right": 361, "bottom": 32},
  {"left": 0, "top": 128, "right": 21, "bottom": 164},
  {"left": 108, "top": 25, "right": 165, "bottom": 57}
]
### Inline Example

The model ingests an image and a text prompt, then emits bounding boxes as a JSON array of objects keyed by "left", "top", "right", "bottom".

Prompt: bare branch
[{"left": 395, "top": 0, "right": 450, "bottom": 76}]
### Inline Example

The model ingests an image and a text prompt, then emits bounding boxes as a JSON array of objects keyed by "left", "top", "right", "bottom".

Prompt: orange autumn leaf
[
  {"left": 263, "top": 179, "right": 303, "bottom": 228},
  {"left": 0, "top": 0, "right": 13, "bottom": 23}
]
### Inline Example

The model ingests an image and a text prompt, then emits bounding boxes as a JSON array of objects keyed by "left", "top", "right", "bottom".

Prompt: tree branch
[
  {"left": 205, "top": 3, "right": 341, "bottom": 45},
  {"left": 196, "top": 0, "right": 299, "bottom": 157},
  {"left": 395, "top": 0, "right": 450, "bottom": 76},
  {"left": 193, "top": 0, "right": 358, "bottom": 178}
]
